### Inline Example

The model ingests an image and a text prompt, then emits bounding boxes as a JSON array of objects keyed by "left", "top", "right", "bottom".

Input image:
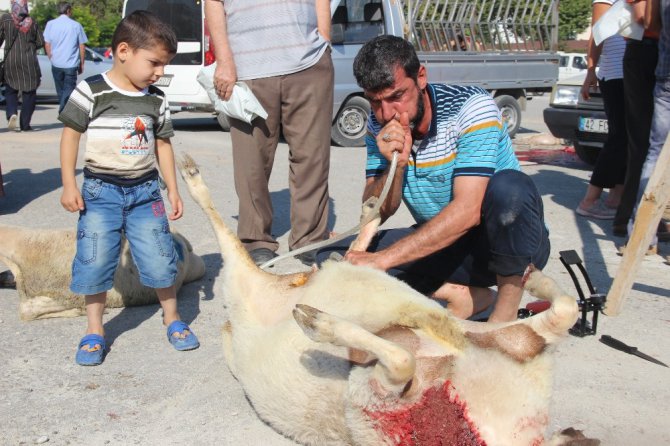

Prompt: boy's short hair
[{"left": 112, "top": 10, "right": 178, "bottom": 55}]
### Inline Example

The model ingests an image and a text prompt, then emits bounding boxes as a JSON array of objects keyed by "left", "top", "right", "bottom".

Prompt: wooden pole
[{"left": 605, "top": 134, "right": 670, "bottom": 316}]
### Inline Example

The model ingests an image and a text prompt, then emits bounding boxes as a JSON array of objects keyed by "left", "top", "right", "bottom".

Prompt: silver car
[{"left": 0, "top": 46, "right": 112, "bottom": 102}]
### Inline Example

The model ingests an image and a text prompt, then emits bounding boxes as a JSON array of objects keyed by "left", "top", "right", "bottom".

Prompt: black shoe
[
  {"left": 249, "top": 248, "right": 277, "bottom": 266},
  {"left": 295, "top": 250, "right": 317, "bottom": 266}
]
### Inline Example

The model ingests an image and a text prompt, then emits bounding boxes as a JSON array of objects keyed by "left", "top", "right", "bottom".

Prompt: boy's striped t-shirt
[
  {"left": 59, "top": 73, "right": 174, "bottom": 179},
  {"left": 365, "top": 83, "right": 520, "bottom": 223}
]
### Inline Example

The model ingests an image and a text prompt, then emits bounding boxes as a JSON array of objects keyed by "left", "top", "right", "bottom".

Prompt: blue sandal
[
  {"left": 75, "top": 334, "right": 105, "bottom": 366},
  {"left": 167, "top": 320, "right": 200, "bottom": 351}
]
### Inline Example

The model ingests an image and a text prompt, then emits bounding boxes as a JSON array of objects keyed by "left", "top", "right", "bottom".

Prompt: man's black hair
[{"left": 353, "top": 35, "right": 420, "bottom": 92}]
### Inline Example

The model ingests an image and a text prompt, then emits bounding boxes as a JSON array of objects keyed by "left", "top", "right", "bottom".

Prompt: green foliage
[
  {"left": 558, "top": 0, "right": 592, "bottom": 41},
  {"left": 30, "top": 0, "right": 123, "bottom": 47}
]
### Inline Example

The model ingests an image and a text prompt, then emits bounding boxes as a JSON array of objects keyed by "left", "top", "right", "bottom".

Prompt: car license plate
[
  {"left": 579, "top": 117, "right": 608, "bottom": 134},
  {"left": 154, "top": 75, "right": 172, "bottom": 87}
]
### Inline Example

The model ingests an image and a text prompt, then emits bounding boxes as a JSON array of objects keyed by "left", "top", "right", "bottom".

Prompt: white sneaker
[{"left": 7, "top": 114, "right": 18, "bottom": 131}]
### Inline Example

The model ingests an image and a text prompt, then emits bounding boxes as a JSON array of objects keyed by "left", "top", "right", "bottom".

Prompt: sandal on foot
[
  {"left": 75, "top": 334, "right": 105, "bottom": 366},
  {"left": 167, "top": 320, "right": 200, "bottom": 351}
]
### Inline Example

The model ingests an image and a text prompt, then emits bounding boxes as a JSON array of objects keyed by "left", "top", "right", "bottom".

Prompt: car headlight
[{"left": 551, "top": 85, "right": 581, "bottom": 106}]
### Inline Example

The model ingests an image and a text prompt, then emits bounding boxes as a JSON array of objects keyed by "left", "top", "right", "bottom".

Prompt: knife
[{"left": 599, "top": 335, "right": 668, "bottom": 367}]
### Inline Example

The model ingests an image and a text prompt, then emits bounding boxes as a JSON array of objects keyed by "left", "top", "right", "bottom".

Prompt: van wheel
[
  {"left": 216, "top": 113, "right": 230, "bottom": 131},
  {"left": 494, "top": 95, "right": 521, "bottom": 137},
  {"left": 573, "top": 142, "right": 599, "bottom": 165},
  {"left": 331, "top": 96, "right": 370, "bottom": 147}
]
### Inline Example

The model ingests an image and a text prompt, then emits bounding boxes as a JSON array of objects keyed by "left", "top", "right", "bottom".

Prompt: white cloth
[
  {"left": 593, "top": 0, "right": 644, "bottom": 46},
  {"left": 197, "top": 63, "right": 267, "bottom": 123}
]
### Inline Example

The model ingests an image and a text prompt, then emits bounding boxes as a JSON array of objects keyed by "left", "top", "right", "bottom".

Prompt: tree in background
[
  {"left": 558, "top": 0, "right": 592, "bottom": 41},
  {"left": 30, "top": 0, "right": 123, "bottom": 48}
]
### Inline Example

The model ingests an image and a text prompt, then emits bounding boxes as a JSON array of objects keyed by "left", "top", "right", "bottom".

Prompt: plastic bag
[
  {"left": 593, "top": 0, "right": 644, "bottom": 46},
  {"left": 197, "top": 63, "right": 268, "bottom": 123}
]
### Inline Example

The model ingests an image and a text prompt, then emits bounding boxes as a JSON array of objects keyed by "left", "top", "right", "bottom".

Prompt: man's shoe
[
  {"left": 295, "top": 250, "right": 317, "bottom": 266},
  {"left": 249, "top": 248, "right": 277, "bottom": 266},
  {"left": 7, "top": 114, "right": 18, "bottom": 131}
]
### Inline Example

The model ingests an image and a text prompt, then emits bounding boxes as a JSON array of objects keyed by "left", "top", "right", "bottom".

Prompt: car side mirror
[{"left": 331, "top": 24, "right": 345, "bottom": 45}]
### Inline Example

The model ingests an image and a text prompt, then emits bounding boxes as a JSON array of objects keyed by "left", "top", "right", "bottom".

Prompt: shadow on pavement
[{"left": 0, "top": 168, "right": 74, "bottom": 215}]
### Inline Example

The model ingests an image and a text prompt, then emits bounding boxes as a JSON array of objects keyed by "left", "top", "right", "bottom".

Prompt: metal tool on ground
[
  {"left": 559, "top": 249, "right": 606, "bottom": 337},
  {"left": 599, "top": 335, "right": 668, "bottom": 367}
]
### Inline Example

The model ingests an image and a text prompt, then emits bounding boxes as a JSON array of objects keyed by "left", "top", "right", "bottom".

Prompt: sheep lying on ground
[
  {"left": 0, "top": 225, "right": 205, "bottom": 321},
  {"left": 178, "top": 154, "right": 597, "bottom": 446}
]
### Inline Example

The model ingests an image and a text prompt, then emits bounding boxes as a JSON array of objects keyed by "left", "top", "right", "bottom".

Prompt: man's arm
[
  {"left": 362, "top": 164, "right": 405, "bottom": 223},
  {"left": 630, "top": 0, "right": 647, "bottom": 24},
  {"left": 581, "top": 2, "right": 610, "bottom": 100},
  {"left": 645, "top": 0, "right": 662, "bottom": 32},
  {"left": 347, "top": 175, "right": 488, "bottom": 270},
  {"left": 204, "top": 0, "right": 237, "bottom": 101},
  {"left": 78, "top": 43, "right": 85, "bottom": 74},
  {"left": 45, "top": 42, "right": 52, "bottom": 59},
  {"left": 315, "top": 0, "right": 331, "bottom": 41}
]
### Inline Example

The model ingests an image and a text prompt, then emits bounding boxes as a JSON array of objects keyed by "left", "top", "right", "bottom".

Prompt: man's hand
[
  {"left": 213, "top": 62, "right": 238, "bottom": 101},
  {"left": 60, "top": 184, "right": 84, "bottom": 212},
  {"left": 376, "top": 112, "right": 412, "bottom": 168},
  {"left": 580, "top": 68, "right": 598, "bottom": 100},
  {"left": 344, "top": 250, "right": 388, "bottom": 271}
]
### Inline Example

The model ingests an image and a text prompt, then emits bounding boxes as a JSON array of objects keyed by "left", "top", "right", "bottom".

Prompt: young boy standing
[{"left": 59, "top": 11, "right": 199, "bottom": 366}]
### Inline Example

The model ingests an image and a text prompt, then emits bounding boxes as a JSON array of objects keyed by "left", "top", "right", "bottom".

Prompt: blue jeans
[
  {"left": 316, "top": 170, "right": 550, "bottom": 293},
  {"left": 629, "top": 76, "right": 670, "bottom": 243},
  {"left": 70, "top": 177, "right": 178, "bottom": 295},
  {"left": 52, "top": 66, "right": 78, "bottom": 113}
]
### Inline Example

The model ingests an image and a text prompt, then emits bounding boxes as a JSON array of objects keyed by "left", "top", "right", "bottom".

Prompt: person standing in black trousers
[
  {"left": 0, "top": 0, "right": 44, "bottom": 132},
  {"left": 614, "top": 1, "right": 659, "bottom": 235}
]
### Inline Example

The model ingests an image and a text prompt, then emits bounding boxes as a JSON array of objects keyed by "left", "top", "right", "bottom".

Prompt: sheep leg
[
  {"left": 460, "top": 267, "right": 579, "bottom": 345},
  {"left": 293, "top": 304, "right": 416, "bottom": 396}
]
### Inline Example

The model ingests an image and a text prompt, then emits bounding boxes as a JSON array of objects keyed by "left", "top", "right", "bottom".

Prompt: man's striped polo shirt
[{"left": 365, "top": 83, "right": 520, "bottom": 223}]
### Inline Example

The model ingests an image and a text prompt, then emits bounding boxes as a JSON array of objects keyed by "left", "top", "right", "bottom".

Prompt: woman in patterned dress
[{"left": 0, "top": 0, "right": 44, "bottom": 131}]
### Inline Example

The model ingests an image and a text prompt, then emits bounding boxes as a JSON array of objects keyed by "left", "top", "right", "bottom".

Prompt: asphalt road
[{"left": 1, "top": 100, "right": 668, "bottom": 445}]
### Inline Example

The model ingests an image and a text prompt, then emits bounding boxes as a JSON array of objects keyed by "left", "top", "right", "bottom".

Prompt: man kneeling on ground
[{"left": 317, "top": 35, "right": 550, "bottom": 322}]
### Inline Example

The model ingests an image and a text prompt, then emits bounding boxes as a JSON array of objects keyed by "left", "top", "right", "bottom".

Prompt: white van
[
  {"left": 557, "top": 52, "right": 588, "bottom": 81},
  {"left": 122, "top": 0, "right": 229, "bottom": 129}
]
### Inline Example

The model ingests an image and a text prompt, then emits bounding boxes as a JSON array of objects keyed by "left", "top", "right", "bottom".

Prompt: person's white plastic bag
[
  {"left": 197, "top": 63, "right": 268, "bottom": 123},
  {"left": 593, "top": 0, "right": 644, "bottom": 46}
]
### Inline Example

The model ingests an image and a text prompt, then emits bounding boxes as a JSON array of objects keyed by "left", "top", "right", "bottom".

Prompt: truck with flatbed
[{"left": 329, "top": 0, "right": 560, "bottom": 146}]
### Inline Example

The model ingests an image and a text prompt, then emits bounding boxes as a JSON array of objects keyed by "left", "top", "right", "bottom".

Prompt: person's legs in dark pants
[
  {"left": 585, "top": 78, "right": 627, "bottom": 208},
  {"left": 316, "top": 170, "right": 550, "bottom": 321},
  {"left": 5, "top": 84, "right": 19, "bottom": 121},
  {"left": 480, "top": 170, "right": 550, "bottom": 321},
  {"left": 52, "top": 66, "right": 78, "bottom": 113},
  {"left": 18, "top": 90, "right": 37, "bottom": 130},
  {"left": 52, "top": 66, "right": 65, "bottom": 107},
  {"left": 615, "top": 40, "right": 658, "bottom": 234},
  {"left": 60, "top": 67, "right": 78, "bottom": 113}
]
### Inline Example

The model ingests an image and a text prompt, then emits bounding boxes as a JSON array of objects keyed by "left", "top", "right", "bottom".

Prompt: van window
[
  {"left": 333, "top": 0, "right": 384, "bottom": 44},
  {"left": 124, "top": 0, "right": 202, "bottom": 65},
  {"left": 572, "top": 56, "right": 587, "bottom": 70},
  {"left": 559, "top": 56, "right": 568, "bottom": 68}
]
